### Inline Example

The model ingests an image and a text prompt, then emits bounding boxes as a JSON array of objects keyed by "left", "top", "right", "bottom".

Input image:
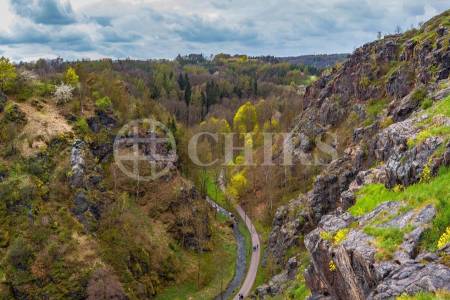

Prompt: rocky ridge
[{"left": 259, "top": 10, "right": 450, "bottom": 299}]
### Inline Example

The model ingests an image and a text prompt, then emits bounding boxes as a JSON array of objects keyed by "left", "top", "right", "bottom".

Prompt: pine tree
[
  {"left": 177, "top": 73, "right": 185, "bottom": 90},
  {"left": 184, "top": 74, "right": 192, "bottom": 125}
]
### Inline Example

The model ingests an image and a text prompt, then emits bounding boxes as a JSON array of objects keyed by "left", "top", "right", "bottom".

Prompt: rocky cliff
[{"left": 260, "top": 10, "right": 450, "bottom": 299}]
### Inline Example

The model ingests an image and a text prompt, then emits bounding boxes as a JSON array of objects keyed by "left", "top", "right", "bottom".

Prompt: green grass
[
  {"left": 408, "top": 126, "right": 450, "bottom": 148},
  {"left": 426, "top": 95, "right": 450, "bottom": 118},
  {"left": 396, "top": 290, "right": 450, "bottom": 300},
  {"left": 155, "top": 218, "right": 237, "bottom": 300},
  {"left": 203, "top": 173, "right": 232, "bottom": 211},
  {"left": 364, "top": 226, "right": 409, "bottom": 260},
  {"left": 364, "top": 98, "right": 388, "bottom": 126},
  {"left": 349, "top": 166, "right": 450, "bottom": 251}
]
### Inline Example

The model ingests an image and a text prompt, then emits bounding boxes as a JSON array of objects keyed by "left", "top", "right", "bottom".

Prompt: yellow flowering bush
[{"left": 437, "top": 226, "right": 450, "bottom": 249}]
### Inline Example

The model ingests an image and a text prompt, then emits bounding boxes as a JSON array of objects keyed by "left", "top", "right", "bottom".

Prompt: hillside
[
  {"left": 279, "top": 54, "right": 350, "bottom": 70},
  {"left": 0, "top": 8, "right": 449, "bottom": 300},
  {"left": 257, "top": 9, "right": 450, "bottom": 300}
]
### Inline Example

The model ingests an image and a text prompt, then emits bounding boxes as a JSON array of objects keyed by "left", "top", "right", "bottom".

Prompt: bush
[
  {"left": 75, "top": 118, "right": 90, "bottom": 135},
  {"left": 95, "top": 96, "right": 112, "bottom": 111},
  {"left": 421, "top": 98, "right": 433, "bottom": 110},
  {"left": 411, "top": 87, "right": 427, "bottom": 103},
  {"left": 6, "top": 237, "right": 33, "bottom": 270},
  {"left": 437, "top": 226, "right": 450, "bottom": 249}
]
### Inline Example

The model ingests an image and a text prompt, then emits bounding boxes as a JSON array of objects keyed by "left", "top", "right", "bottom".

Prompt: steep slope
[{"left": 260, "top": 9, "right": 450, "bottom": 299}]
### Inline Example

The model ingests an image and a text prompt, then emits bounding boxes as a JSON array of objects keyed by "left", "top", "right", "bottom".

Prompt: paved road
[
  {"left": 233, "top": 204, "right": 260, "bottom": 300},
  {"left": 218, "top": 171, "right": 261, "bottom": 300}
]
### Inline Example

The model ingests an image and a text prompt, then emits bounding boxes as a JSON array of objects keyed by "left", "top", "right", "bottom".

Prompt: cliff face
[{"left": 263, "top": 10, "right": 450, "bottom": 299}]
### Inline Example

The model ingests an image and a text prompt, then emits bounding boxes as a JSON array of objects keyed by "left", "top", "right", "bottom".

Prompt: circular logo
[{"left": 113, "top": 118, "right": 177, "bottom": 181}]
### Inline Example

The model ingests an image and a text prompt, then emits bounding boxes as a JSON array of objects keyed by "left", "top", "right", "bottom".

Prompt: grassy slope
[{"left": 155, "top": 216, "right": 236, "bottom": 300}]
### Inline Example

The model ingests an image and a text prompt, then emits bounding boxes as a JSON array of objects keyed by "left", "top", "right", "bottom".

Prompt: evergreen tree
[
  {"left": 184, "top": 74, "right": 191, "bottom": 107},
  {"left": 184, "top": 74, "right": 192, "bottom": 125},
  {"left": 177, "top": 73, "right": 185, "bottom": 90}
]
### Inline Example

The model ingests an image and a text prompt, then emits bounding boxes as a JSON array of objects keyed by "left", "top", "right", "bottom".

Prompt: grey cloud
[
  {"left": 10, "top": 0, "right": 76, "bottom": 25},
  {"left": 175, "top": 16, "right": 259, "bottom": 44}
]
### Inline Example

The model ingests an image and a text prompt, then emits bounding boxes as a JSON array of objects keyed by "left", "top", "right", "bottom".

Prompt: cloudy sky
[{"left": 0, "top": 0, "right": 448, "bottom": 61}]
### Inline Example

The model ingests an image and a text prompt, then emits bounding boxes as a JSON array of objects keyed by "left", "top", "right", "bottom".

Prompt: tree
[
  {"left": 177, "top": 73, "right": 186, "bottom": 90},
  {"left": 184, "top": 74, "right": 192, "bottom": 124},
  {"left": 233, "top": 101, "right": 257, "bottom": 133},
  {"left": 0, "top": 57, "right": 17, "bottom": 92},
  {"left": 63, "top": 66, "right": 79, "bottom": 87},
  {"left": 54, "top": 83, "right": 74, "bottom": 104},
  {"left": 227, "top": 171, "right": 248, "bottom": 199},
  {"left": 377, "top": 31, "right": 382, "bottom": 40},
  {"left": 87, "top": 268, "right": 127, "bottom": 300},
  {"left": 184, "top": 74, "right": 191, "bottom": 106},
  {"left": 395, "top": 25, "right": 402, "bottom": 34}
]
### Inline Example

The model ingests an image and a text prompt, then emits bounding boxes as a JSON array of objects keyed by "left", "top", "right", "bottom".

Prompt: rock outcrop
[
  {"left": 303, "top": 203, "right": 449, "bottom": 300},
  {"left": 264, "top": 10, "right": 450, "bottom": 299}
]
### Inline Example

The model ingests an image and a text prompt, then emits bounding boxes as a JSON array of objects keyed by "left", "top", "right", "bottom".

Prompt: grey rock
[
  {"left": 70, "top": 140, "right": 85, "bottom": 188},
  {"left": 0, "top": 90, "right": 7, "bottom": 112},
  {"left": 73, "top": 192, "right": 89, "bottom": 215},
  {"left": 370, "top": 263, "right": 450, "bottom": 299},
  {"left": 385, "top": 137, "right": 442, "bottom": 188}
]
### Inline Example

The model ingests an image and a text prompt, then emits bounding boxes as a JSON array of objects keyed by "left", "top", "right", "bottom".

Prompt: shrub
[
  {"left": 3, "top": 102, "right": 27, "bottom": 124},
  {"left": 319, "top": 231, "right": 333, "bottom": 242},
  {"left": 87, "top": 268, "right": 127, "bottom": 300},
  {"left": 95, "top": 96, "right": 112, "bottom": 111},
  {"left": 334, "top": 228, "right": 350, "bottom": 245},
  {"left": 75, "top": 118, "right": 90, "bottom": 135},
  {"left": 6, "top": 237, "right": 33, "bottom": 270},
  {"left": 421, "top": 98, "right": 433, "bottom": 110},
  {"left": 411, "top": 87, "right": 427, "bottom": 103},
  {"left": 380, "top": 116, "right": 394, "bottom": 129},
  {"left": 328, "top": 260, "right": 336, "bottom": 272},
  {"left": 54, "top": 83, "right": 74, "bottom": 104},
  {"left": 437, "top": 226, "right": 450, "bottom": 249}
]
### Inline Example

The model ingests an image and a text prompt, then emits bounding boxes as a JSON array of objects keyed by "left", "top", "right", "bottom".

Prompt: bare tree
[{"left": 87, "top": 268, "right": 128, "bottom": 300}]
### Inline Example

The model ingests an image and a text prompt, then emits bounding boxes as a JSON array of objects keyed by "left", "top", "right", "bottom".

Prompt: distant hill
[{"left": 279, "top": 53, "right": 349, "bottom": 69}]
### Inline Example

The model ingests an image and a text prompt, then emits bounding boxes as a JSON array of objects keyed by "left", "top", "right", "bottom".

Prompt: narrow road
[
  {"left": 233, "top": 205, "right": 260, "bottom": 300},
  {"left": 218, "top": 171, "right": 261, "bottom": 300}
]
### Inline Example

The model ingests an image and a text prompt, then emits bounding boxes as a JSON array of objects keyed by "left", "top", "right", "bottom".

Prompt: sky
[{"left": 0, "top": 0, "right": 448, "bottom": 61}]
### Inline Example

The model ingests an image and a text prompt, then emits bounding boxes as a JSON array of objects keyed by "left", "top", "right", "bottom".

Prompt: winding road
[
  {"left": 232, "top": 204, "right": 260, "bottom": 300},
  {"left": 217, "top": 171, "right": 261, "bottom": 300}
]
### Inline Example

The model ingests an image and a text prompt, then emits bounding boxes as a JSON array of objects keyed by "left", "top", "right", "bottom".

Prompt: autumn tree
[{"left": 0, "top": 57, "right": 17, "bottom": 92}]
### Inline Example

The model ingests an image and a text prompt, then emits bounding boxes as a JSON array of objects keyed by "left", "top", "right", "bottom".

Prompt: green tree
[
  {"left": 227, "top": 171, "right": 248, "bottom": 199},
  {"left": 63, "top": 66, "right": 79, "bottom": 87},
  {"left": 0, "top": 57, "right": 17, "bottom": 92}
]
